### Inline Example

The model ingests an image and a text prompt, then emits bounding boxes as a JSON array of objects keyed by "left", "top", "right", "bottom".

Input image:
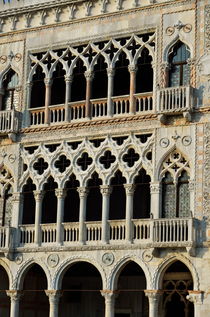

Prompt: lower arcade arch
[
  {"left": 19, "top": 264, "right": 49, "bottom": 317},
  {"left": 160, "top": 260, "right": 194, "bottom": 317},
  {"left": 0, "top": 265, "right": 10, "bottom": 317},
  {"left": 58, "top": 261, "right": 104, "bottom": 317},
  {"left": 114, "top": 261, "right": 149, "bottom": 317}
]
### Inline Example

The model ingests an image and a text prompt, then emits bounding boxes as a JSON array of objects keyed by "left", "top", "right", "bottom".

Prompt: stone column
[
  {"left": 26, "top": 82, "right": 32, "bottom": 126},
  {"left": 150, "top": 182, "right": 161, "bottom": 219},
  {"left": 64, "top": 75, "right": 73, "bottom": 122},
  {"left": 44, "top": 78, "right": 52, "bottom": 124},
  {"left": 77, "top": 187, "right": 89, "bottom": 244},
  {"left": 144, "top": 290, "right": 163, "bottom": 317},
  {"left": 187, "top": 290, "right": 203, "bottom": 317},
  {"left": 101, "top": 290, "right": 117, "bottom": 317},
  {"left": 100, "top": 185, "right": 112, "bottom": 244},
  {"left": 0, "top": 87, "right": 4, "bottom": 110},
  {"left": 34, "top": 190, "right": 44, "bottom": 246},
  {"left": 45, "top": 290, "right": 62, "bottom": 317},
  {"left": 107, "top": 68, "right": 115, "bottom": 116},
  {"left": 128, "top": 65, "right": 137, "bottom": 114},
  {"left": 124, "top": 184, "right": 135, "bottom": 243},
  {"left": 11, "top": 192, "right": 23, "bottom": 248},
  {"left": 55, "top": 188, "right": 66, "bottom": 245},
  {"left": 85, "top": 71, "right": 94, "bottom": 119},
  {"left": 160, "top": 62, "right": 169, "bottom": 89},
  {"left": 6, "top": 290, "right": 23, "bottom": 317}
]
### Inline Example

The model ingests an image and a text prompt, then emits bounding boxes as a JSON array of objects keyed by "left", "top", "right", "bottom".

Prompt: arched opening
[
  {"left": 19, "top": 264, "right": 49, "bottom": 317},
  {"left": 133, "top": 169, "right": 151, "bottom": 219},
  {"left": 115, "top": 261, "right": 148, "bottom": 317},
  {"left": 110, "top": 170, "right": 126, "bottom": 220},
  {"left": 2, "top": 69, "right": 19, "bottom": 110},
  {"left": 86, "top": 172, "right": 102, "bottom": 221},
  {"left": 22, "top": 178, "right": 36, "bottom": 225},
  {"left": 162, "top": 170, "right": 190, "bottom": 218},
  {"left": 136, "top": 48, "right": 153, "bottom": 93},
  {"left": 161, "top": 260, "right": 194, "bottom": 317},
  {"left": 71, "top": 59, "right": 86, "bottom": 102},
  {"left": 168, "top": 41, "right": 191, "bottom": 87},
  {"left": 92, "top": 55, "right": 108, "bottom": 99},
  {"left": 0, "top": 265, "right": 10, "bottom": 317},
  {"left": 64, "top": 174, "right": 80, "bottom": 222},
  {"left": 59, "top": 262, "right": 103, "bottom": 316},
  {"left": 113, "top": 52, "right": 130, "bottom": 97},
  {"left": 42, "top": 176, "right": 58, "bottom": 224},
  {"left": 1, "top": 184, "right": 13, "bottom": 226},
  {"left": 51, "top": 62, "right": 66, "bottom": 105},
  {"left": 30, "top": 65, "right": 45, "bottom": 108}
]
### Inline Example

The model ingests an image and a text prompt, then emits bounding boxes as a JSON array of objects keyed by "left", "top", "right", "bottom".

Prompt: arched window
[
  {"left": 162, "top": 171, "right": 190, "bottom": 218},
  {"left": 31, "top": 65, "right": 45, "bottom": 108},
  {"left": 136, "top": 48, "right": 153, "bottom": 93},
  {"left": 113, "top": 52, "right": 130, "bottom": 96},
  {"left": 71, "top": 59, "right": 86, "bottom": 102},
  {"left": 168, "top": 41, "right": 190, "bottom": 87},
  {"left": 92, "top": 55, "right": 107, "bottom": 99},
  {"left": 51, "top": 62, "right": 66, "bottom": 105},
  {"left": 2, "top": 69, "right": 19, "bottom": 110}
]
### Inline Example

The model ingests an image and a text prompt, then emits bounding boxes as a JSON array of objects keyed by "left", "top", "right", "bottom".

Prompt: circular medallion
[
  {"left": 14, "top": 53, "right": 22, "bottom": 62},
  {"left": 142, "top": 250, "right": 153, "bottom": 262},
  {"left": 166, "top": 26, "right": 175, "bottom": 36},
  {"left": 183, "top": 24, "right": 192, "bottom": 33},
  {"left": 47, "top": 254, "right": 59, "bottom": 268},
  {"left": 160, "top": 138, "right": 169, "bottom": 148},
  {"left": 15, "top": 254, "right": 23, "bottom": 265},
  {"left": 182, "top": 136, "right": 192, "bottom": 146},
  {"left": 0, "top": 55, "right": 7, "bottom": 64},
  {"left": 102, "top": 253, "right": 114, "bottom": 266},
  {"left": 8, "top": 154, "right": 16, "bottom": 163}
]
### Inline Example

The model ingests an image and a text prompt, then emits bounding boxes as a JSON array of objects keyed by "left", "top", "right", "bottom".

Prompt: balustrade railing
[
  {"left": 86, "top": 221, "right": 102, "bottom": 242},
  {"left": 70, "top": 101, "right": 86, "bottom": 120},
  {"left": 30, "top": 107, "right": 45, "bottom": 125},
  {"left": 63, "top": 222, "right": 79, "bottom": 243},
  {"left": 133, "top": 219, "right": 151, "bottom": 241},
  {"left": 157, "top": 86, "right": 193, "bottom": 113},
  {"left": 0, "top": 226, "right": 10, "bottom": 248},
  {"left": 50, "top": 105, "right": 65, "bottom": 123},
  {"left": 19, "top": 225, "right": 35, "bottom": 245},
  {"left": 0, "top": 110, "right": 19, "bottom": 133},
  {"left": 109, "top": 220, "right": 126, "bottom": 241},
  {"left": 91, "top": 98, "right": 107, "bottom": 118},
  {"left": 41, "top": 224, "right": 57, "bottom": 243},
  {"left": 112, "top": 95, "right": 130, "bottom": 115},
  {"left": 135, "top": 92, "right": 153, "bottom": 113}
]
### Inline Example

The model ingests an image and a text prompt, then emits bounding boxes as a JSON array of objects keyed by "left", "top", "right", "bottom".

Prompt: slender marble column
[
  {"left": 107, "top": 68, "right": 115, "bottom": 116},
  {"left": 150, "top": 182, "right": 161, "bottom": 219},
  {"left": 187, "top": 291, "right": 204, "bottom": 317},
  {"left": 6, "top": 290, "right": 23, "bottom": 317},
  {"left": 77, "top": 187, "right": 89, "bottom": 244},
  {"left": 85, "top": 71, "right": 94, "bottom": 119},
  {"left": 64, "top": 75, "right": 73, "bottom": 122},
  {"left": 34, "top": 190, "right": 44, "bottom": 245},
  {"left": 26, "top": 83, "right": 32, "bottom": 126},
  {"left": 45, "top": 290, "right": 62, "bottom": 317},
  {"left": 101, "top": 290, "right": 117, "bottom": 317},
  {"left": 11, "top": 192, "right": 23, "bottom": 248},
  {"left": 100, "top": 185, "right": 112, "bottom": 244},
  {"left": 55, "top": 188, "right": 66, "bottom": 245},
  {"left": 144, "top": 290, "right": 163, "bottom": 317},
  {"left": 128, "top": 65, "right": 137, "bottom": 114},
  {"left": 44, "top": 78, "right": 52, "bottom": 124},
  {"left": 124, "top": 184, "right": 135, "bottom": 243}
]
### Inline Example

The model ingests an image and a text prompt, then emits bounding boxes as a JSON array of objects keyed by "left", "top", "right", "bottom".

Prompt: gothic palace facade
[{"left": 0, "top": 0, "right": 210, "bottom": 316}]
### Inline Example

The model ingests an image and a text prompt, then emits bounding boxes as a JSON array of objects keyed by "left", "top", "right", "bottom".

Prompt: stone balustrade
[{"left": 0, "top": 110, "right": 19, "bottom": 134}]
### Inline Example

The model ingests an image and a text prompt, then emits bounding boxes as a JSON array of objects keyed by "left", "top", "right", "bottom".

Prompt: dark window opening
[
  {"left": 2, "top": 69, "right": 19, "bottom": 110},
  {"left": 110, "top": 170, "right": 126, "bottom": 220},
  {"left": 33, "top": 157, "right": 48, "bottom": 175},
  {"left": 168, "top": 41, "right": 190, "bottom": 87},
  {"left": 133, "top": 169, "right": 151, "bottom": 219},
  {"left": 42, "top": 177, "right": 58, "bottom": 224},
  {"left": 135, "top": 134, "right": 152, "bottom": 143},
  {"left": 113, "top": 52, "right": 129, "bottom": 96},
  {"left": 136, "top": 48, "right": 153, "bottom": 93},
  {"left": 86, "top": 172, "right": 102, "bottom": 222},
  {"left": 99, "top": 150, "right": 116, "bottom": 169},
  {"left": 71, "top": 59, "right": 86, "bottom": 102},
  {"left": 54, "top": 155, "right": 70, "bottom": 173},
  {"left": 112, "top": 136, "right": 128, "bottom": 145},
  {"left": 0, "top": 266, "right": 10, "bottom": 317},
  {"left": 123, "top": 148, "right": 139, "bottom": 167},
  {"left": 45, "top": 144, "right": 60, "bottom": 152},
  {"left": 24, "top": 146, "right": 38, "bottom": 154},
  {"left": 92, "top": 55, "right": 108, "bottom": 99},
  {"left": 77, "top": 152, "right": 93, "bottom": 171},
  {"left": 22, "top": 178, "right": 36, "bottom": 225},
  {"left": 31, "top": 65, "right": 45, "bottom": 108},
  {"left": 51, "top": 62, "right": 66, "bottom": 105},
  {"left": 89, "top": 138, "right": 105, "bottom": 147},
  {"left": 64, "top": 174, "right": 80, "bottom": 223}
]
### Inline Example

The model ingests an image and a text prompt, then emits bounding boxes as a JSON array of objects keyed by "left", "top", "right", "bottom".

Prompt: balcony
[
  {"left": 15, "top": 218, "right": 196, "bottom": 250},
  {"left": 0, "top": 110, "right": 19, "bottom": 137},
  {"left": 157, "top": 86, "right": 194, "bottom": 123},
  {"left": 28, "top": 92, "right": 154, "bottom": 127}
]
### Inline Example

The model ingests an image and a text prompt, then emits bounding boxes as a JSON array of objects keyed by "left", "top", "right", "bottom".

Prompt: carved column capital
[
  {"left": 6, "top": 290, "right": 24, "bottom": 301},
  {"left": 144, "top": 290, "right": 163, "bottom": 303},
  {"left": 128, "top": 65, "right": 137, "bottom": 73},
  {"left": 85, "top": 70, "right": 94, "bottom": 80},
  {"left": 100, "top": 290, "right": 118, "bottom": 301},
  {"left": 55, "top": 188, "right": 67, "bottom": 199},
  {"left": 150, "top": 182, "right": 161, "bottom": 194},
  {"left": 65, "top": 75, "right": 73, "bottom": 83},
  {"left": 124, "top": 184, "right": 135, "bottom": 195},
  {"left": 45, "top": 290, "right": 63, "bottom": 304},
  {"left": 12, "top": 192, "right": 23, "bottom": 203},
  {"left": 77, "top": 187, "right": 89, "bottom": 198},
  {"left": 186, "top": 291, "right": 204, "bottom": 305},
  {"left": 100, "top": 185, "right": 112, "bottom": 196},
  {"left": 107, "top": 68, "right": 115, "bottom": 77},
  {"left": 33, "top": 190, "right": 44, "bottom": 202},
  {"left": 44, "top": 78, "right": 52, "bottom": 86}
]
